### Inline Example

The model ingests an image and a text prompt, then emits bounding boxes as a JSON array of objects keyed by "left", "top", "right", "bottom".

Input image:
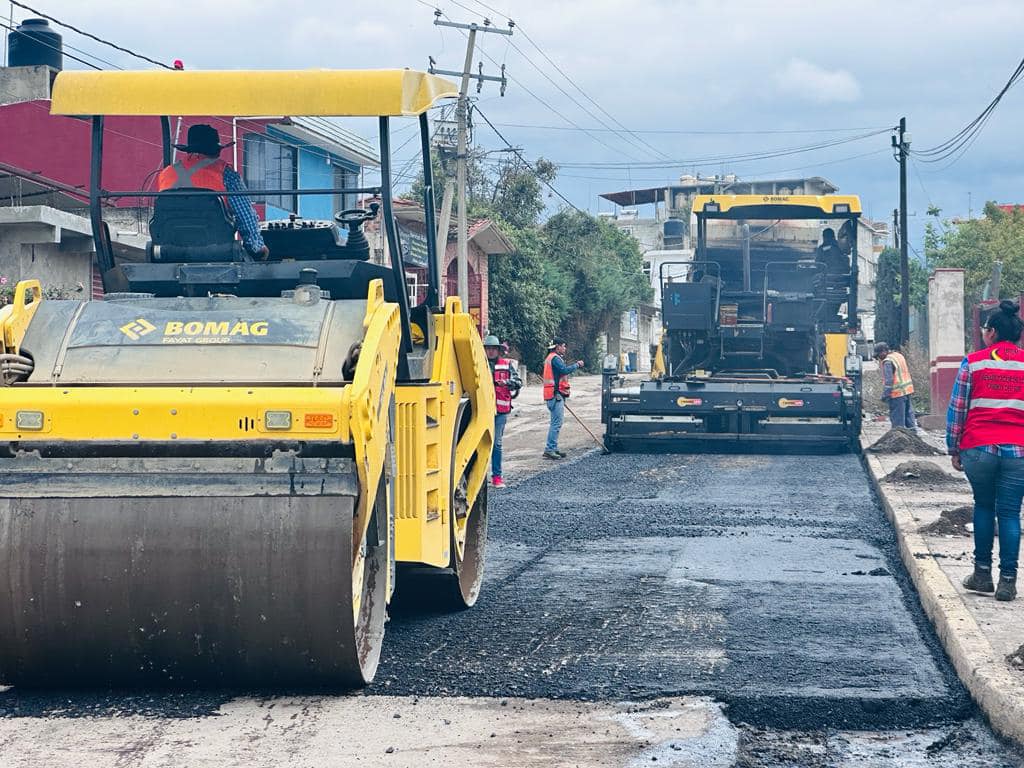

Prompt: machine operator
[{"left": 156, "top": 124, "right": 270, "bottom": 259}]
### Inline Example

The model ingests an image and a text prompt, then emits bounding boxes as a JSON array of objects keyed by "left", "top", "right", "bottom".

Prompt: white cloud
[{"left": 773, "top": 59, "right": 862, "bottom": 104}]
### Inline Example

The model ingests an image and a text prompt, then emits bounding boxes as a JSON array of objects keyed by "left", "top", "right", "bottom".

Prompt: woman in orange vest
[
  {"left": 947, "top": 300, "right": 1024, "bottom": 602},
  {"left": 542, "top": 337, "right": 584, "bottom": 460},
  {"left": 483, "top": 335, "right": 521, "bottom": 488}
]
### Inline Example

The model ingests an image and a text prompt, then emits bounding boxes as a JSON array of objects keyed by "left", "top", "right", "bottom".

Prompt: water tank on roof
[
  {"left": 7, "top": 19, "right": 62, "bottom": 71},
  {"left": 663, "top": 218, "right": 685, "bottom": 247}
]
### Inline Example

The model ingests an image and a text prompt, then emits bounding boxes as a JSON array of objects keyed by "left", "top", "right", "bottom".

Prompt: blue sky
[{"left": 14, "top": 0, "right": 1024, "bottom": 255}]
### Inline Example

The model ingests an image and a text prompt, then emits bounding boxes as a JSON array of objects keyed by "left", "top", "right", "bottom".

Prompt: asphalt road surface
[
  {"left": 381, "top": 451, "right": 1024, "bottom": 766},
  {"left": 2, "top": 450, "right": 1023, "bottom": 766}
]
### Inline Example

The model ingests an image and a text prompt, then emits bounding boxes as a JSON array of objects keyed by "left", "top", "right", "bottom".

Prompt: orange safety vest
[
  {"left": 156, "top": 155, "right": 228, "bottom": 192},
  {"left": 543, "top": 352, "right": 571, "bottom": 401},
  {"left": 493, "top": 358, "right": 514, "bottom": 414},
  {"left": 886, "top": 351, "right": 914, "bottom": 397}
]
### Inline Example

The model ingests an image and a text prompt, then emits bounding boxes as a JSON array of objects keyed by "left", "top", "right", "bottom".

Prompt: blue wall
[{"left": 265, "top": 127, "right": 360, "bottom": 221}]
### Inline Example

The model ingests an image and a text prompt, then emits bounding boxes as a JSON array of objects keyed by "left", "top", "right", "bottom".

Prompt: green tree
[
  {"left": 875, "top": 247, "right": 901, "bottom": 348},
  {"left": 490, "top": 158, "right": 557, "bottom": 229},
  {"left": 541, "top": 211, "right": 653, "bottom": 365},
  {"left": 405, "top": 150, "right": 652, "bottom": 371},
  {"left": 485, "top": 225, "right": 563, "bottom": 371},
  {"left": 927, "top": 202, "right": 1024, "bottom": 304}
]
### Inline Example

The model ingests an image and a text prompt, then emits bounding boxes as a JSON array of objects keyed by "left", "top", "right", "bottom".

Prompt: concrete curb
[{"left": 862, "top": 452, "right": 1024, "bottom": 746}]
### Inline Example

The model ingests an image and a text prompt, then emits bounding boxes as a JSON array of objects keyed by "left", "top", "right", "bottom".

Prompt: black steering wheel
[{"left": 334, "top": 203, "right": 380, "bottom": 226}]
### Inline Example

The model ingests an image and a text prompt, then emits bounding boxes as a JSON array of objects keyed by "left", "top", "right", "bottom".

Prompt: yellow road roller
[{"left": 0, "top": 69, "right": 494, "bottom": 687}]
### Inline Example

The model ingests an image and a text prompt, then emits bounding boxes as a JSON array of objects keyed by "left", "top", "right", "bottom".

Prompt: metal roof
[{"left": 600, "top": 176, "right": 838, "bottom": 207}]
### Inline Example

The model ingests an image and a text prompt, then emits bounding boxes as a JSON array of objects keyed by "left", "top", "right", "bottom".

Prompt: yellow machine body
[
  {"left": 824, "top": 332, "right": 851, "bottom": 379},
  {"left": 0, "top": 67, "right": 493, "bottom": 689}
]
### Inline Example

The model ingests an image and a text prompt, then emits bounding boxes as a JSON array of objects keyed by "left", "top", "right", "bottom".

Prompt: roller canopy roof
[{"left": 50, "top": 69, "right": 458, "bottom": 117}]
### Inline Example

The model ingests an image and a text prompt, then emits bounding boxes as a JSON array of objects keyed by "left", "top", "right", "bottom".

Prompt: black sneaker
[
  {"left": 963, "top": 566, "right": 995, "bottom": 594},
  {"left": 996, "top": 575, "right": 1017, "bottom": 602},
  {"left": 542, "top": 450, "right": 562, "bottom": 460},
  {"left": 555, "top": 450, "right": 567, "bottom": 458}
]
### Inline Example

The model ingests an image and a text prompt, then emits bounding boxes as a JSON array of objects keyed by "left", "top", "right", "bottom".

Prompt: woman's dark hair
[{"left": 986, "top": 300, "right": 1024, "bottom": 343}]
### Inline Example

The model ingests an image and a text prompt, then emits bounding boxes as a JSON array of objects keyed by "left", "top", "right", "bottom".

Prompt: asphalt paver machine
[
  {"left": 0, "top": 69, "right": 494, "bottom": 686},
  {"left": 603, "top": 194, "right": 863, "bottom": 452}
]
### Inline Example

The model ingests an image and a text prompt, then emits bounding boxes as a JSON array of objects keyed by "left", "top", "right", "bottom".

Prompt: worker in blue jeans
[
  {"left": 483, "top": 335, "right": 521, "bottom": 487},
  {"left": 542, "top": 338, "right": 583, "bottom": 460}
]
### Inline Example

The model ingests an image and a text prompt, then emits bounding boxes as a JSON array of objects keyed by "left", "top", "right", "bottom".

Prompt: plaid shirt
[
  {"left": 223, "top": 167, "right": 265, "bottom": 253},
  {"left": 946, "top": 357, "right": 1024, "bottom": 457}
]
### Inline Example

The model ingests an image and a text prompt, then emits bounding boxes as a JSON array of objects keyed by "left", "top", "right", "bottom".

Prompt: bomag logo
[
  {"left": 778, "top": 398, "right": 805, "bottom": 409},
  {"left": 161, "top": 320, "right": 269, "bottom": 345},
  {"left": 119, "top": 318, "right": 157, "bottom": 340},
  {"left": 676, "top": 396, "right": 703, "bottom": 407},
  {"left": 120, "top": 318, "right": 269, "bottom": 344}
]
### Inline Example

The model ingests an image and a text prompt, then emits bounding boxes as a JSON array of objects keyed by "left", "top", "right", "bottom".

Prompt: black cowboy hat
[{"left": 174, "top": 124, "right": 235, "bottom": 155}]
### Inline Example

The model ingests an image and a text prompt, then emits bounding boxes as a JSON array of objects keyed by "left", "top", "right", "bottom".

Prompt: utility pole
[
  {"left": 430, "top": 13, "right": 511, "bottom": 309},
  {"left": 892, "top": 117, "right": 911, "bottom": 347}
]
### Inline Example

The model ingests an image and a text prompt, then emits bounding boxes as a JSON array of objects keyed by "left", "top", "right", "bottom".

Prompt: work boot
[
  {"left": 996, "top": 574, "right": 1017, "bottom": 602},
  {"left": 963, "top": 565, "right": 995, "bottom": 594},
  {"left": 555, "top": 450, "right": 567, "bottom": 458},
  {"left": 542, "top": 451, "right": 562, "bottom": 460},
  {"left": 492, "top": 475, "right": 505, "bottom": 488}
]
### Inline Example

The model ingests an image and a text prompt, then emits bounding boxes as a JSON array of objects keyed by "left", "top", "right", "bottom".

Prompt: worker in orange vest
[
  {"left": 484, "top": 335, "right": 521, "bottom": 487},
  {"left": 156, "top": 124, "right": 269, "bottom": 259},
  {"left": 542, "top": 337, "right": 584, "bottom": 460},
  {"left": 874, "top": 342, "right": 917, "bottom": 430}
]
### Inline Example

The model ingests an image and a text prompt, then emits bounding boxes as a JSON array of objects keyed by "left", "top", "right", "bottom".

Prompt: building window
[
  {"left": 333, "top": 165, "right": 357, "bottom": 213},
  {"left": 243, "top": 133, "right": 297, "bottom": 214}
]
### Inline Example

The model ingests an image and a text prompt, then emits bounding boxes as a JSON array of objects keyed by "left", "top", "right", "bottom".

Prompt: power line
[
  {"left": 541, "top": 128, "right": 890, "bottom": 169},
  {"left": 489, "top": 121, "right": 893, "bottom": 136},
  {"left": 912, "top": 54, "right": 1024, "bottom": 164},
  {"left": 7, "top": 0, "right": 173, "bottom": 68},
  {"left": 503, "top": 35, "right": 673, "bottom": 162},
  {"left": 474, "top": 106, "right": 582, "bottom": 213},
  {"left": 421, "top": 3, "right": 653, "bottom": 162}
]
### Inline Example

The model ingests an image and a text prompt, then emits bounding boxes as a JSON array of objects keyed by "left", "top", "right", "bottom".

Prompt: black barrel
[{"left": 7, "top": 18, "right": 62, "bottom": 70}]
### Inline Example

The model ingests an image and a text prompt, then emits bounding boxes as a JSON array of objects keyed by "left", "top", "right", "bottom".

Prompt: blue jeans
[
  {"left": 961, "top": 447, "right": 1024, "bottom": 576},
  {"left": 888, "top": 395, "right": 917, "bottom": 429},
  {"left": 545, "top": 396, "right": 564, "bottom": 452},
  {"left": 492, "top": 411, "right": 508, "bottom": 477}
]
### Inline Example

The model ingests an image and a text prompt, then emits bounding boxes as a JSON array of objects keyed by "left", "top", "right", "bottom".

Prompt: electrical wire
[
  {"left": 7, "top": 0, "right": 173, "bottom": 68},
  {"left": 542, "top": 128, "right": 890, "bottom": 169},
  {"left": 474, "top": 106, "right": 582, "bottom": 212},
  {"left": 419, "top": 2, "right": 654, "bottom": 162},
  {"left": 912, "top": 54, "right": 1024, "bottom": 164},
  {"left": 489, "top": 121, "right": 894, "bottom": 136},
  {"left": 502, "top": 35, "right": 674, "bottom": 162}
]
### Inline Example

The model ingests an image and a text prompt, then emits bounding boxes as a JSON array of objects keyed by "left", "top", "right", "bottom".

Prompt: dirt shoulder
[{"left": 499, "top": 374, "right": 604, "bottom": 483}]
